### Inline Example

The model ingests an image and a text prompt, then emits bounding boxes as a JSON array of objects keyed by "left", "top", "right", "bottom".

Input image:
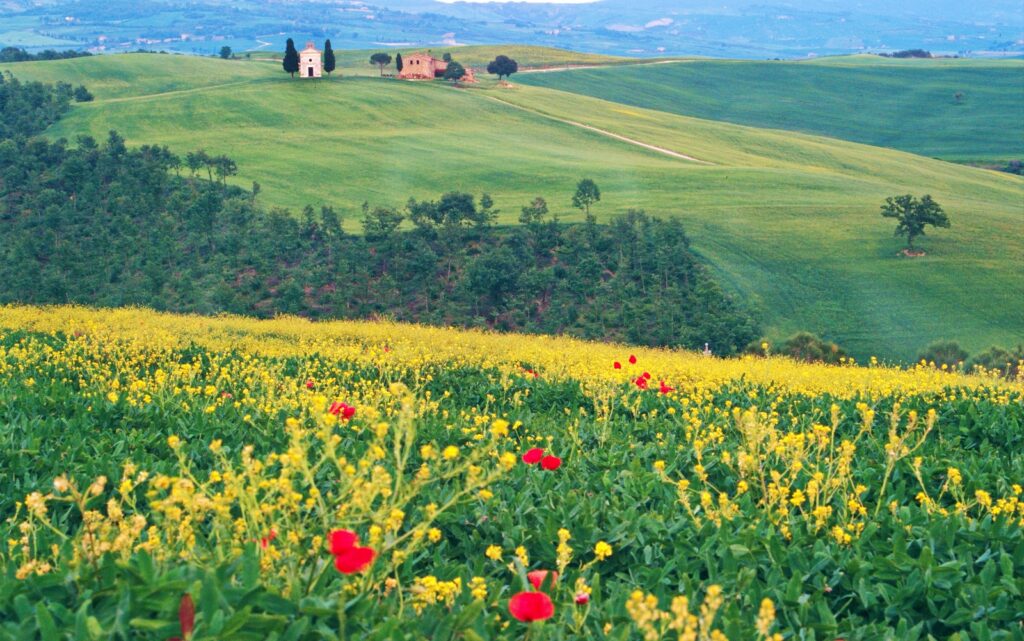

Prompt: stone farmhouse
[
  {"left": 398, "top": 52, "right": 477, "bottom": 82},
  {"left": 300, "top": 41, "right": 322, "bottom": 78}
]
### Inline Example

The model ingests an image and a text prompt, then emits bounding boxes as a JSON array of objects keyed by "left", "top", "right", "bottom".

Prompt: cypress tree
[
  {"left": 283, "top": 38, "right": 299, "bottom": 78},
  {"left": 323, "top": 39, "right": 336, "bottom": 76},
  {"left": 396, "top": 53, "right": 403, "bottom": 73}
]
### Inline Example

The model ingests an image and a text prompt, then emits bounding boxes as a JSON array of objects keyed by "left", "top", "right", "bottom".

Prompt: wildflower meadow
[{"left": 1, "top": 305, "right": 1022, "bottom": 640}]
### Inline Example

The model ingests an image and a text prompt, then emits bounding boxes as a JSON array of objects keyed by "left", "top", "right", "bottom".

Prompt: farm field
[
  {"left": 4, "top": 53, "right": 1023, "bottom": 360},
  {"left": 0, "top": 305, "right": 1022, "bottom": 639},
  {"left": 516, "top": 57, "right": 1024, "bottom": 163}
]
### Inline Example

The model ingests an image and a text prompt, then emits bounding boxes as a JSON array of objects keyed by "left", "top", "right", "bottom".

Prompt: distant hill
[
  {"left": 5, "top": 52, "right": 1023, "bottom": 360},
  {"left": 517, "top": 56, "right": 1024, "bottom": 163},
  {"left": 1, "top": 0, "right": 1022, "bottom": 58}
]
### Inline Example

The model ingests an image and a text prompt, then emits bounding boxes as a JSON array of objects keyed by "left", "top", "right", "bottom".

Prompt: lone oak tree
[
  {"left": 487, "top": 55, "right": 519, "bottom": 82},
  {"left": 880, "top": 194, "right": 950, "bottom": 251}
]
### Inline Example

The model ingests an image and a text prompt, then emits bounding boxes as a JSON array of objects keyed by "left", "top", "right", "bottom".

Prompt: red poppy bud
[
  {"left": 613, "top": 361, "right": 621, "bottom": 369},
  {"left": 509, "top": 591, "right": 554, "bottom": 622},
  {"left": 642, "top": 372, "right": 651, "bottom": 380},
  {"left": 540, "top": 455, "right": 562, "bottom": 471},
  {"left": 575, "top": 592, "right": 590, "bottom": 605},
  {"left": 329, "top": 529, "right": 358, "bottom": 554},
  {"left": 305, "top": 379, "right": 315, "bottom": 389},
  {"left": 527, "top": 570, "right": 558, "bottom": 590},
  {"left": 522, "top": 448, "right": 545, "bottom": 464},
  {"left": 628, "top": 355, "right": 637, "bottom": 364},
  {"left": 178, "top": 594, "right": 195, "bottom": 641},
  {"left": 334, "top": 545, "right": 376, "bottom": 574}
]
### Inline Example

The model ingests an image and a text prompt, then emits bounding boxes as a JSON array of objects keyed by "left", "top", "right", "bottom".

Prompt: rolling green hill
[
  {"left": 5, "top": 52, "right": 1023, "bottom": 360},
  {"left": 516, "top": 57, "right": 1024, "bottom": 162}
]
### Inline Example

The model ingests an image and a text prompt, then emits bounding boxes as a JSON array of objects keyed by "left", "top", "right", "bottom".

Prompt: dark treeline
[
  {"left": 0, "top": 75, "right": 758, "bottom": 354},
  {"left": 0, "top": 47, "right": 93, "bottom": 63}
]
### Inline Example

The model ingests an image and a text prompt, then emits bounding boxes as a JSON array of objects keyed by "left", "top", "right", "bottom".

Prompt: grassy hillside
[
  {"left": 5, "top": 53, "right": 1023, "bottom": 360},
  {"left": 516, "top": 57, "right": 1024, "bottom": 162}
]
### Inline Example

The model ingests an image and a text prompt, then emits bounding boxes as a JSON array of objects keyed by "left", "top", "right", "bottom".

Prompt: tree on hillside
[
  {"left": 370, "top": 52, "right": 392, "bottom": 76},
  {"left": 519, "top": 196, "right": 549, "bottom": 226},
  {"left": 880, "top": 194, "right": 950, "bottom": 251},
  {"left": 219, "top": 46, "right": 232, "bottom": 60},
  {"left": 486, "top": 55, "right": 519, "bottom": 83},
  {"left": 283, "top": 39, "right": 299, "bottom": 77},
  {"left": 572, "top": 178, "right": 601, "bottom": 219},
  {"left": 324, "top": 40, "right": 336, "bottom": 76},
  {"left": 396, "top": 53, "right": 404, "bottom": 73},
  {"left": 443, "top": 61, "right": 466, "bottom": 85},
  {"left": 442, "top": 53, "right": 452, "bottom": 63}
]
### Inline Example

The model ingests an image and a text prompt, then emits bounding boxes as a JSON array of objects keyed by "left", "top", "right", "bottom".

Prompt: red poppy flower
[
  {"left": 634, "top": 376, "right": 648, "bottom": 390},
  {"left": 642, "top": 372, "right": 651, "bottom": 380},
  {"left": 329, "top": 529, "right": 359, "bottom": 554},
  {"left": 305, "top": 379, "right": 315, "bottom": 390},
  {"left": 575, "top": 592, "right": 590, "bottom": 605},
  {"left": 540, "top": 455, "right": 562, "bottom": 471},
  {"left": 522, "top": 448, "right": 545, "bottom": 464},
  {"left": 259, "top": 528, "right": 277, "bottom": 549},
  {"left": 328, "top": 402, "right": 356, "bottom": 420},
  {"left": 613, "top": 361, "right": 622, "bottom": 369},
  {"left": 628, "top": 354, "right": 637, "bottom": 364},
  {"left": 334, "top": 546, "right": 376, "bottom": 574},
  {"left": 328, "top": 528, "right": 376, "bottom": 574},
  {"left": 659, "top": 381, "right": 674, "bottom": 394},
  {"left": 527, "top": 570, "right": 558, "bottom": 590},
  {"left": 509, "top": 591, "right": 554, "bottom": 622}
]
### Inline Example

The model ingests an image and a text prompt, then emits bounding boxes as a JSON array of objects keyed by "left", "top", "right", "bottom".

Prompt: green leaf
[{"left": 35, "top": 602, "right": 59, "bottom": 641}]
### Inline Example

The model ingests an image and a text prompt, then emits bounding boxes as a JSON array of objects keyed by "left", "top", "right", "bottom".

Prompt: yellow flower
[
  {"left": 653, "top": 460, "right": 666, "bottom": 472},
  {"left": 166, "top": 435, "right": 181, "bottom": 449},
  {"left": 427, "top": 528, "right": 442, "bottom": 543},
  {"left": 499, "top": 451, "right": 517, "bottom": 470},
  {"left": 594, "top": 540, "right": 612, "bottom": 561},
  {"left": 442, "top": 446, "right": 459, "bottom": 460},
  {"left": 490, "top": 419, "right": 510, "bottom": 438},
  {"left": 485, "top": 545, "right": 502, "bottom": 561}
]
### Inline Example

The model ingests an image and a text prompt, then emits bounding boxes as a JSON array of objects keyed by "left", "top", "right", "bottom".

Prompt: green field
[
  {"left": 516, "top": 57, "right": 1024, "bottom": 162},
  {"left": 5, "top": 52, "right": 1023, "bottom": 360}
]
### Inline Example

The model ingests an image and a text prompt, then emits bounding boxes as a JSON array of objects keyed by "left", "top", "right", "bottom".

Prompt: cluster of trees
[
  {"left": 916, "top": 341, "right": 1023, "bottom": 378},
  {"left": 878, "top": 49, "right": 932, "bottom": 58},
  {"left": 0, "top": 136, "right": 760, "bottom": 354},
  {"left": 0, "top": 47, "right": 92, "bottom": 63},
  {"left": 0, "top": 73, "right": 81, "bottom": 138}
]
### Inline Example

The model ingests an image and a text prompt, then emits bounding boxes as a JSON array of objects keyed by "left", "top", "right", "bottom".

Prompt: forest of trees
[{"left": 0, "top": 74, "right": 761, "bottom": 353}]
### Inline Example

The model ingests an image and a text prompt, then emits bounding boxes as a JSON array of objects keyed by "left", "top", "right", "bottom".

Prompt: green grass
[
  {"left": 516, "top": 57, "right": 1024, "bottom": 162},
  {"left": 6, "top": 53, "right": 1023, "bottom": 360}
]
